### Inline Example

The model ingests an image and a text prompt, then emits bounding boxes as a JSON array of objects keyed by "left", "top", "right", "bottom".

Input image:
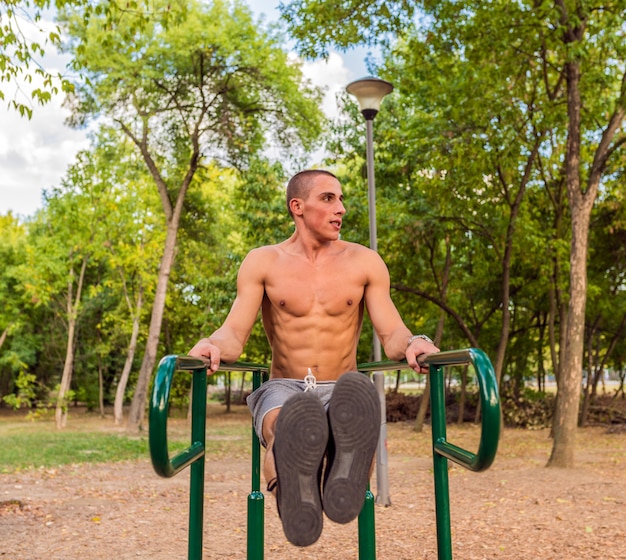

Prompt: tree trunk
[
  {"left": 547, "top": 38, "right": 625, "bottom": 463},
  {"left": 114, "top": 288, "right": 143, "bottom": 425},
  {"left": 238, "top": 372, "right": 247, "bottom": 404},
  {"left": 98, "top": 355, "right": 105, "bottom": 418},
  {"left": 0, "top": 324, "right": 10, "bottom": 350},
  {"left": 547, "top": 214, "right": 588, "bottom": 466},
  {"left": 548, "top": 55, "right": 588, "bottom": 467},
  {"left": 55, "top": 318, "right": 77, "bottom": 429},
  {"left": 55, "top": 257, "right": 88, "bottom": 429},
  {"left": 127, "top": 219, "right": 181, "bottom": 431},
  {"left": 579, "top": 330, "right": 593, "bottom": 428},
  {"left": 492, "top": 145, "right": 538, "bottom": 387},
  {"left": 123, "top": 114, "right": 198, "bottom": 433},
  {"left": 457, "top": 365, "right": 467, "bottom": 424},
  {"left": 414, "top": 375, "right": 430, "bottom": 432},
  {"left": 614, "top": 367, "right": 625, "bottom": 399},
  {"left": 394, "top": 370, "right": 401, "bottom": 392},
  {"left": 225, "top": 372, "right": 232, "bottom": 413}
]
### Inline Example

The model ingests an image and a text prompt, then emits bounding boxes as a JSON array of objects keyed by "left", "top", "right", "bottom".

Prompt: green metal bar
[
  {"left": 357, "top": 349, "right": 500, "bottom": 472},
  {"left": 149, "top": 356, "right": 268, "bottom": 560},
  {"left": 358, "top": 488, "right": 376, "bottom": 559},
  {"left": 428, "top": 348, "right": 501, "bottom": 472},
  {"left": 358, "top": 370, "right": 377, "bottom": 559},
  {"left": 188, "top": 363, "right": 208, "bottom": 560},
  {"left": 247, "top": 369, "right": 264, "bottom": 560},
  {"left": 359, "top": 348, "right": 500, "bottom": 560},
  {"left": 149, "top": 355, "right": 208, "bottom": 560},
  {"left": 429, "top": 362, "right": 453, "bottom": 560},
  {"left": 150, "top": 350, "right": 499, "bottom": 560},
  {"left": 149, "top": 355, "right": 207, "bottom": 478}
]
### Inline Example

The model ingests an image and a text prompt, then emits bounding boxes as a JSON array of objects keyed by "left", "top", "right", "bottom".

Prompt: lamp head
[{"left": 346, "top": 76, "right": 394, "bottom": 121}]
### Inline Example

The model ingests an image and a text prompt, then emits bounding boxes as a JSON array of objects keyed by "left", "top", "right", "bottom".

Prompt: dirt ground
[{"left": 1, "top": 408, "right": 625, "bottom": 560}]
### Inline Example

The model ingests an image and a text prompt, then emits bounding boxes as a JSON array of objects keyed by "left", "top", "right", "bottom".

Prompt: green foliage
[
  {"left": 0, "top": 0, "right": 77, "bottom": 115},
  {"left": 61, "top": 0, "right": 324, "bottom": 165},
  {"left": 280, "top": 0, "right": 417, "bottom": 58},
  {"left": 3, "top": 0, "right": 626, "bottom": 436},
  {"left": 2, "top": 369, "right": 37, "bottom": 409}
]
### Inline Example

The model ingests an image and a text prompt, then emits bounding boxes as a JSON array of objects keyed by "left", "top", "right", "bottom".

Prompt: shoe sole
[
  {"left": 273, "top": 393, "right": 328, "bottom": 547},
  {"left": 323, "top": 372, "right": 381, "bottom": 524}
]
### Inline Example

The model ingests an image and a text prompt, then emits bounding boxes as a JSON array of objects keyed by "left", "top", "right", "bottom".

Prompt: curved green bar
[
  {"left": 149, "top": 355, "right": 208, "bottom": 478},
  {"left": 357, "top": 348, "right": 500, "bottom": 472},
  {"left": 149, "top": 355, "right": 268, "bottom": 478},
  {"left": 149, "top": 355, "right": 269, "bottom": 560},
  {"left": 359, "top": 347, "right": 500, "bottom": 560},
  {"left": 427, "top": 348, "right": 500, "bottom": 472},
  {"left": 150, "top": 350, "right": 499, "bottom": 560}
]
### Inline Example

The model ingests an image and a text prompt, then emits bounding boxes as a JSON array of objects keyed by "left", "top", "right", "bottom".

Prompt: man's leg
[
  {"left": 264, "top": 393, "right": 328, "bottom": 547},
  {"left": 261, "top": 408, "right": 280, "bottom": 493},
  {"left": 323, "top": 372, "right": 381, "bottom": 524}
]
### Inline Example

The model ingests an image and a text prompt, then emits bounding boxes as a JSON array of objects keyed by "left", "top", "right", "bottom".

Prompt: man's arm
[
  {"left": 188, "top": 250, "right": 265, "bottom": 373},
  {"left": 363, "top": 250, "right": 439, "bottom": 372}
]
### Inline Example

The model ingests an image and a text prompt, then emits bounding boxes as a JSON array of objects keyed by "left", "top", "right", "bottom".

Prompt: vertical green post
[
  {"left": 188, "top": 365, "right": 207, "bottom": 560},
  {"left": 358, "top": 488, "right": 376, "bottom": 559},
  {"left": 429, "top": 364, "right": 453, "bottom": 560},
  {"left": 247, "top": 369, "right": 264, "bottom": 560}
]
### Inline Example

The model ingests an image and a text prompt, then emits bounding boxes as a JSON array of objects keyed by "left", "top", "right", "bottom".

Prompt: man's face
[{"left": 300, "top": 175, "right": 346, "bottom": 240}]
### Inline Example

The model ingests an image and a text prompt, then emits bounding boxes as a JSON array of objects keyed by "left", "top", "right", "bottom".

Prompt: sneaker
[
  {"left": 323, "top": 372, "right": 380, "bottom": 524},
  {"left": 273, "top": 392, "right": 328, "bottom": 547}
]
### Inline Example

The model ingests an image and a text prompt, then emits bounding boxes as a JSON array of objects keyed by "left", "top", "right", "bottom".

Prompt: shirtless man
[{"left": 189, "top": 169, "right": 439, "bottom": 547}]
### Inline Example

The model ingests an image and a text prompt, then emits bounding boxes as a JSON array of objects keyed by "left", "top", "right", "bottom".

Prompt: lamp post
[{"left": 346, "top": 76, "right": 393, "bottom": 507}]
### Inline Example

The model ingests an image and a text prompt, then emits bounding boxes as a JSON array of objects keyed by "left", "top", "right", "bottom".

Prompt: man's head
[{"left": 286, "top": 169, "right": 339, "bottom": 219}]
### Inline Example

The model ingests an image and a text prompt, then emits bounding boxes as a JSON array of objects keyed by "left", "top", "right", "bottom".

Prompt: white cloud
[
  {"left": 0, "top": 10, "right": 90, "bottom": 218},
  {"left": 299, "top": 52, "right": 353, "bottom": 119},
  {"left": 0, "top": 94, "right": 91, "bottom": 218}
]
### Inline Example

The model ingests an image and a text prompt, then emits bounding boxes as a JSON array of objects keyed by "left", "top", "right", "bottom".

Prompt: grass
[
  {"left": 0, "top": 402, "right": 252, "bottom": 473},
  {"left": 1, "top": 431, "right": 159, "bottom": 472},
  {"left": 3, "top": 401, "right": 623, "bottom": 475}
]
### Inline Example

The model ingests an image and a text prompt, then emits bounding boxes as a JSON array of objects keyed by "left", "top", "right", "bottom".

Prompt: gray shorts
[{"left": 246, "top": 378, "right": 336, "bottom": 446}]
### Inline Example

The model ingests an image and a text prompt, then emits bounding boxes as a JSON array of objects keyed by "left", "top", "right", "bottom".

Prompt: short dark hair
[{"left": 286, "top": 169, "right": 338, "bottom": 218}]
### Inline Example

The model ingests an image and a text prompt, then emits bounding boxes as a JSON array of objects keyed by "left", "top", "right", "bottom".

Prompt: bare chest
[{"left": 264, "top": 260, "right": 366, "bottom": 318}]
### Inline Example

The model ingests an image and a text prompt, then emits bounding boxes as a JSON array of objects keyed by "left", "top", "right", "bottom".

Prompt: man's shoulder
[
  {"left": 339, "top": 240, "right": 382, "bottom": 260},
  {"left": 235, "top": 247, "right": 279, "bottom": 288},
  {"left": 241, "top": 244, "right": 282, "bottom": 268},
  {"left": 340, "top": 240, "right": 371, "bottom": 252}
]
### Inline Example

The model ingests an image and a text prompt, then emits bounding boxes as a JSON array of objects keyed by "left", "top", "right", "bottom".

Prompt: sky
[{"left": 0, "top": 1, "right": 376, "bottom": 218}]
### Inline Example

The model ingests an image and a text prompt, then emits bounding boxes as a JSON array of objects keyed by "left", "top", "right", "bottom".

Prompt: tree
[
  {"left": 579, "top": 194, "right": 626, "bottom": 425},
  {"left": 281, "top": 0, "right": 626, "bottom": 467},
  {"left": 81, "top": 127, "right": 166, "bottom": 424},
  {"left": 0, "top": 0, "right": 164, "bottom": 116},
  {"left": 16, "top": 151, "right": 111, "bottom": 427},
  {"left": 61, "top": 0, "right": 324, "bottom": 430},
  {"left": 0, "top": 213, "right": 31, "bottom": 401},
  {"left": 545, "top": 1, "right": 626, "bottom": 467}
]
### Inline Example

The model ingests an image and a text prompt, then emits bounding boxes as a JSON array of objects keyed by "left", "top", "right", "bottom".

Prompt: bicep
[
  {"left": 364, "top": 254, "right": 406, "bottom": 342},
  {"left": 218, "top": 253, "right": 265, "bottom": 343}
]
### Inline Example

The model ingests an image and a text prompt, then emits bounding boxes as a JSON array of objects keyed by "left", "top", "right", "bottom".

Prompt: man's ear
[{"left": 289, "top": 198, "right": 303, "bottom": 216}]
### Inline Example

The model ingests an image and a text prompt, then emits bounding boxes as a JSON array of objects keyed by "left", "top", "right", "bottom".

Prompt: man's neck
[{"left": 284, "top": 230, "right": 341, "bottom": 262}]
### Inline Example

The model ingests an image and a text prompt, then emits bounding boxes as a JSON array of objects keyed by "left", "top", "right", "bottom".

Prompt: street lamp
[
  {"left": 346, "top": 76, "right": 393, "bottom": 507},
  {"left": 346, "top": 76, "right": 394, "bottom": 267}
]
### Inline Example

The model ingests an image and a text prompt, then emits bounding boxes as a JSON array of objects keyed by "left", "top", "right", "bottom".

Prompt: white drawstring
[{"left": 303, "top": 368, "right": 317, "bottom": 392}]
